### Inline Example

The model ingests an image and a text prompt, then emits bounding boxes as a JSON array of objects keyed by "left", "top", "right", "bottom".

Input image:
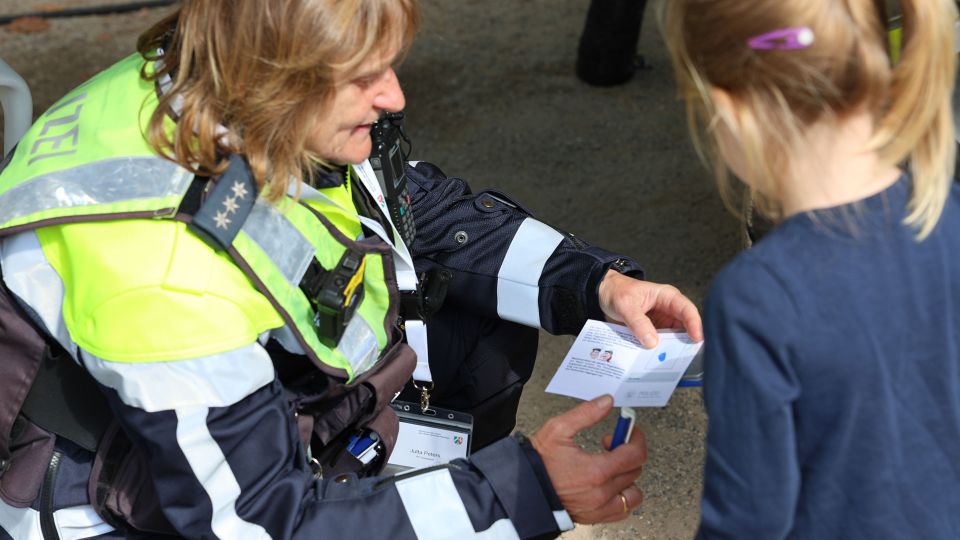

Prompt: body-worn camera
[
  {"left": 300, "top": 248, "right": 365, "bottom": 348},
  {"left": 369, "top": 112, "right": 416, "bottom": 246}
]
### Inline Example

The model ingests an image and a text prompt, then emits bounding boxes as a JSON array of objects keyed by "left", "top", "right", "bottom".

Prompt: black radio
[{"left": 369, "top": 112, "right": 416, "bottom": 246}]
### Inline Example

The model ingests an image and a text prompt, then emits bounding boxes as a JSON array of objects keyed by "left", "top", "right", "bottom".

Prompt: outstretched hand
[
  {"left": 598, "top": 269, "right": 704, "bottom": 348},
  {"left": 529, "top": 395, "right": 646, "bottom": 524}
]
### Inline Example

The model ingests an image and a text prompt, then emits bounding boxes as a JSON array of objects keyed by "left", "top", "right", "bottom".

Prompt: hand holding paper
[
  {"left": 546, "top": 320, "right": 704, "bottom": 407},
  {"left": 597, "top": 269, "right": 704, "bottom": 348}
]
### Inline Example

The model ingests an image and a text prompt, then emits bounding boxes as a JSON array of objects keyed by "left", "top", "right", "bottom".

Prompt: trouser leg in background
[{"left": 575, "top": 0, "right": 648, "bottom": 86}]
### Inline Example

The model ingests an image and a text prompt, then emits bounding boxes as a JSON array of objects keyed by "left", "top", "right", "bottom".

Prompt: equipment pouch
[
  {"left": 0, "top": 267, "right": 54, "bottom": 507},
  {"left": 88, "top": 421, "right": 176, "bottom": 535},
  {"left": 295, "top": 340, "right": 415, "bottom": 478}
]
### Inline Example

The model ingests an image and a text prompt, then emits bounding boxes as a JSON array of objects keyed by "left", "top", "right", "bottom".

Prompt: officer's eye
[{"left": 353, "top": 72, "right": 380, "bottom": 89}]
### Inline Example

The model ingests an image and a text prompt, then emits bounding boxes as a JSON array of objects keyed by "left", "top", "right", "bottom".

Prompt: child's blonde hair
[
  {"left": 663, "top": 0, "right": 957, "bottom": 238},
  {"left": 137, "top": 0, "right": 420, "bottom": 203}
]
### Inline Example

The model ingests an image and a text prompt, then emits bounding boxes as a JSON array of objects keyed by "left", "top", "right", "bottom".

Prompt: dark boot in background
[{"left": 575, "top": 0, "right": 648, "bottom": 86}]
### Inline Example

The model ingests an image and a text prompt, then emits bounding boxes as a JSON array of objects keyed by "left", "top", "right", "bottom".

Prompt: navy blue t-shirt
[{"left": 697, "top": 176, "right": 960, "bottom": 539}]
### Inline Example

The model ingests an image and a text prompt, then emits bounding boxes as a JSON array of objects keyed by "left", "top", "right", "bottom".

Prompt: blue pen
[
  {"left": 610, "top": 407, "right": 636, "bottom": 450},
  {"left": 355, "top": 442, "right": 380, "bottom": 465},
  {"left": 346, "top": 433, "right": 360, "bottom": 451},
  {"left": 348, "top": 432, "right": 379, "bottom": 457}
]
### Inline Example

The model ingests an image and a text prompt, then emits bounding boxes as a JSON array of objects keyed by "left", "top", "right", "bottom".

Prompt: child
[{"left": 663, "top": 1, "right": 960, "bottom": 538}]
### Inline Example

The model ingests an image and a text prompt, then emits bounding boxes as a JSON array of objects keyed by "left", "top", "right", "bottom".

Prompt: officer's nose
[{"left": 373, "top": 68, "right": 405, "bottom": 113}]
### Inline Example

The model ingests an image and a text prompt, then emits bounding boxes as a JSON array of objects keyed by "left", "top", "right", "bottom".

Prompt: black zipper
[{"left": 39, "top": 450, "right": 63, "bottom": 540}]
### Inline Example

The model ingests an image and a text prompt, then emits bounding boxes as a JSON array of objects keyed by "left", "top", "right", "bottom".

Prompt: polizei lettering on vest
[{"left": 28, "top": 93, "right": 87, "bottom": 166}]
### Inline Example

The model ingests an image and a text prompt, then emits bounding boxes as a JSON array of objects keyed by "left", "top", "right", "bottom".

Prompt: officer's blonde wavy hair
[
  {"left": 663, "top": 0, "right": 957, "bottom": 239},
  {"left": 138, "top": 0, "right": 420, "bottom": 203}
]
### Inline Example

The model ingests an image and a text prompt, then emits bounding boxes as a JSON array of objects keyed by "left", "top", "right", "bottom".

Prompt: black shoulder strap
[
  {"left": 20, "top": 344, "right": 112, "bottom": 453},
  {"left": 0, "top": 260, "right": 111, "bottom": 455}
]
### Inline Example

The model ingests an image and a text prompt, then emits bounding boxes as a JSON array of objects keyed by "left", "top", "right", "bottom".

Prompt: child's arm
[{"left": 696, "top": 262, "right": 802, "bottom": 539}]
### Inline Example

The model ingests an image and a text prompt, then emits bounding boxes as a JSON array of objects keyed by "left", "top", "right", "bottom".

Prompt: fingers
[
  {"left": 598, "top": 271, "right": 656, "bottom": 346},
  {"left": 622, "top": 485, "right": 644, "bottom": 514},
  {"left": 540, "top": 421, "right": 649, "bottom": 525},
  {"left": 600, "top": 435, "right": 647, "bottom": 477},
  {"left": 606, "top": 466, "right": 644, "bottom": 496},
  {"left": 662, "top": 286, "right": 704, "bottom": 342},
  {"left": 628, "top": 286, "right": 704, "bottom": 346},
  {"left": 602, "top": 275, "right": 660, "bottom": 348},
  {"left": 541, "top": 395, "right": 615, "bottom": 441},
  {"left": 581, "top": 466, "right": 644, "bottom": 515},
  {"left": 567, "top": 447, "right": 646, "bottom": 524},
  {"left": 606, "top": 485, "right": 644, "bottom": 523},
  {"left": 622, "top": 309, "right": 660, "bottom": 349},
  {"left": 601, "top": 274, "right": 703, "bottom": 348},
  {"left": 600, "top": 434, "right": 647, "bottom": 478},
  {"left": 578, "top": 485, "right": 645, "bottom": 524},
  {"left": 563, "top": 454, "right": 645, "bottom": 524}
]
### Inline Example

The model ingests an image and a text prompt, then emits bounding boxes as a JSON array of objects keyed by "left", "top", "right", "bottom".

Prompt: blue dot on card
[{"left": 658, "top": 352, "right": 666, "bottom": 362}]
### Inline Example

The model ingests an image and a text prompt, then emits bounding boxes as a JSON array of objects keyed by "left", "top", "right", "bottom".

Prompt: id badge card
[{"left": 383, "top": 401, "right": 474, "bottom": 475}]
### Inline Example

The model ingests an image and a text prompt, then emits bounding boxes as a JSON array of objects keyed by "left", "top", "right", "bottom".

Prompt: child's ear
[{"left": 710, "top": 87, "right": 741, "bottom": 134}]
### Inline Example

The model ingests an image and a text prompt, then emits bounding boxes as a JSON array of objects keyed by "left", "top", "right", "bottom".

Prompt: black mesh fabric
[{"left": 406, "top": 162, "right": 644, "bottom": 335}]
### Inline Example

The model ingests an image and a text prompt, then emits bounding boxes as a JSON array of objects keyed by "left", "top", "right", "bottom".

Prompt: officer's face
[{"left": 307, "top": 47, "right": 406, "bottom": 165}]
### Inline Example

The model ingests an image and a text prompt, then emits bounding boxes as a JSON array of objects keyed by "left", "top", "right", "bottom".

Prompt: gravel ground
[{"left": 0, "top": 1, "right": 743, "bottom": 538}]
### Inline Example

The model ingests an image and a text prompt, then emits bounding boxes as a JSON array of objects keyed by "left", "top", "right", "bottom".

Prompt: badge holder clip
[{"left": 410, "top": 379, "right": 434, "bottom": 413}]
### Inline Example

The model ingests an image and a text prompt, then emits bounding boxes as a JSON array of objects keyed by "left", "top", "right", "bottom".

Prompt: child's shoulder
[
  {"left": 704, "top": 247, "right": 805, "bottom": 362},
  {"left": 712, "top": 223, "right": 812, "bottom": 294},
  {"left": 707, "top": 243, "right": 802, "bottom": 322},
  {"left": 717, "top": 210, "right": 846, "bottom": 289}
]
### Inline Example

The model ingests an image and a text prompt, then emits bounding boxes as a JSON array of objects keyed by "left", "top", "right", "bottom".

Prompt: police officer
[{"left": 0, "top": 1, "right": 702, "bottom": 538}]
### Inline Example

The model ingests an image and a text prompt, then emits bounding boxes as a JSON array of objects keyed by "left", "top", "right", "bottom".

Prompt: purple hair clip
[{"left": 747, "top": 26, "right": 815, "bottom": 50}]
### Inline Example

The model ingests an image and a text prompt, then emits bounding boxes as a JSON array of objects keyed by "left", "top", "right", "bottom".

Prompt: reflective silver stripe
[
  {"left": 496, "top": 218, "right": 564, "bottom": 328},
  {"left": 0, "top": 157, "right": 192, "bottom": 226},
  {"left": 269, "top": 323, "right": 306, "bottom": 355},
  {"left": 337, "top": 311, "right": 380, "bottom": 374},
  {"left": 53, "top": 506, "right": 116, "bottom": 540},
  {"left": 0, "top": 500, "right": 114, "bottom": 540},
  {"left": 0, "top": 501, "right": 42, "bottom": 540},
  {"left": 241, "top": 200, "right": 315, "bottom": 285},
  {"left": 175, "top": 407, "right": 271, "bottom": 540},
  {"left": 81, "top": 343, "right": 274, "bottom": 412},
  {"left": 0, "top": 230, "right": 77, "bottom": 358},
  {"left": 395, "top": 468, "right": 520, "bottom": 540},
  {"left": 553, "top": 510, "right": 574, "bottom": 531},
  {"left": 955, "top": 19, "right": 960, "bottom": 53},
  {"left": 477, "top": 520, "right": 523, "bottom": 539}
]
